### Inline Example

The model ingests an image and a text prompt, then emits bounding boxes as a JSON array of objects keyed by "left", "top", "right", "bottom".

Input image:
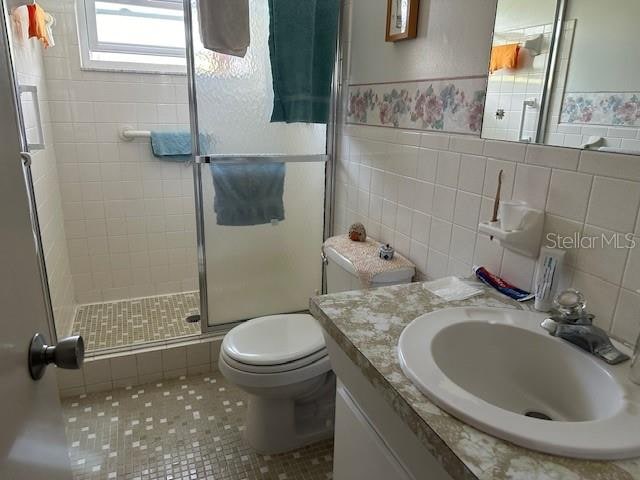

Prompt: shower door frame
[
  {"left": 183, "top": 0, "right": 344, "bottom": 334},
  {"left": 1, "top": 0, "right": 58, "bottom": 344}
]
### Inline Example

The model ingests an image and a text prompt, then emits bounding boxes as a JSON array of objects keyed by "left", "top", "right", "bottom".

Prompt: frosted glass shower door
[{"left": 187, "top": 0, "right": 329, "bottom": 327}]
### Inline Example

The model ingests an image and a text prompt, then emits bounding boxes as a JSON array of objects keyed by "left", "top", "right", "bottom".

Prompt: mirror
[{"left": 482, "top": 0, "right": 640, "bottom": 156}]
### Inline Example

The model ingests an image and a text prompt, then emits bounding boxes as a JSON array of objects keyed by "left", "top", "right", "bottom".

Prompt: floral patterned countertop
[{"left": 309, "top": 282, "right": 640, "bottom": 480}]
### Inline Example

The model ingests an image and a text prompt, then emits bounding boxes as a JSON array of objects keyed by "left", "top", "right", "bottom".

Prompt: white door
[{"left": 0, "top": 6, "right": 73, "bottom": 479}]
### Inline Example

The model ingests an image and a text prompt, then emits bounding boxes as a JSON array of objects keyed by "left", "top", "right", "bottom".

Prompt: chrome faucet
[{"left": 540, "top": 289, "right": 629, "bottom": 365}]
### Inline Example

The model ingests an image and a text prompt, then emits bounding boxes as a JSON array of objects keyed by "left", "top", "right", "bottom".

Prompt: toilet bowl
[
  {"left": 218, "top": 239, "right": 415, "bottom": 454},
  {"left": 218, "top": 313, "right": 335, "bottom": 454}
]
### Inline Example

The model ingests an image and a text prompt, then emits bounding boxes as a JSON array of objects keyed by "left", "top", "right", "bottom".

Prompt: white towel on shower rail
[{"left": 197, "top": 0, "right": 250, "bottom": 58}]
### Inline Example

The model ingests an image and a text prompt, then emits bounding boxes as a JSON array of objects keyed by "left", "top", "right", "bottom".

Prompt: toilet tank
[{"left": 324, "top": 244, "right": 415, "bottom": 294}]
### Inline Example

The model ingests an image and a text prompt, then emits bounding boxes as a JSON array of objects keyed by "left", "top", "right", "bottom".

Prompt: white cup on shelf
[{"left": 499, "top": 201, "right": 529, "bottom": 231}]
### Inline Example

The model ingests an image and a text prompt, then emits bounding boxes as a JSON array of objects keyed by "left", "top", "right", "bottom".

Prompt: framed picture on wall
[{"left": 385, "top": 0, "right": 419, "bottom": 42}]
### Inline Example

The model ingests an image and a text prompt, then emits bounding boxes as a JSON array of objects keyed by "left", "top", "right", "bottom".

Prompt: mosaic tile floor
[
  {"left": 72, "top": 292, "right": 201, "bottom": 353},
  {"left": 62, "top": 371, "right": 334, "bottom": 480}
]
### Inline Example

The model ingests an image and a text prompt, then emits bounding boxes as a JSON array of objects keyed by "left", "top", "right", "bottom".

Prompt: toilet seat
[
  {"left": 219, "top": 313, "right": 331, "bottom": 389},
  {"left": 221, "top": 347, "right": 328, "bottom": 374},
  {"left": 219, "top": 350, "right": 332, "bottom": 389},
  {"left": 222, "top": 313, "right": 326, "bottom": 366}
]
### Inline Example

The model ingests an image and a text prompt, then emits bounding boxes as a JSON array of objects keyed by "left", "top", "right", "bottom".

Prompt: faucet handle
[
  {"left": 553, "top": 289, "right": 589, "bottom": 322},
  {"left": 555, "top": 289, "right": 585, "bottom": 310}
]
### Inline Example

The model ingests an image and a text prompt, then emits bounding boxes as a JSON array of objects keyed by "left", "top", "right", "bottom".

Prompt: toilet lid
[
  {"left": 222, "top": 314, "right": 326, "bottom": 366},
  {"left": 221, "top": 347, "right": 329, "bottom": 374}
]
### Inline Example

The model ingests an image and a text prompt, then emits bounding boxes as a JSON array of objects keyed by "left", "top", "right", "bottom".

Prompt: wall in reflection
[{"left": 545, "top": 1, "right": 640, "bottom": 151}]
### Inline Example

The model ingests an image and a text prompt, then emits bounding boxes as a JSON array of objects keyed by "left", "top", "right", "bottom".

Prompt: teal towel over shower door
[{"left": 268, "top": 0, "right": 340, "bottom": 124}]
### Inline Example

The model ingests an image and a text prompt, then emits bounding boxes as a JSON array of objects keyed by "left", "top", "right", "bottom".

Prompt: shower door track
[{"left": 195, "top": 154, "right": 329, "bottom": 164}]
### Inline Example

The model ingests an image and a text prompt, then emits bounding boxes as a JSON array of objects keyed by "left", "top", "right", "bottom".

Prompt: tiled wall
[
  {"left": 339, "top": 0, "right": 640, "bottom": 347},
  {"left": 10, "top": 16, "right": 77, "bottom": 336},
  {"left": 40, "top": 0, "right": 198, "bottom": 304},
  {"left": 56, "top": 337, "right": 223, "bottom": 398},
  {"left": 334, "top": 124, "right": 640, "bottom": 346}
]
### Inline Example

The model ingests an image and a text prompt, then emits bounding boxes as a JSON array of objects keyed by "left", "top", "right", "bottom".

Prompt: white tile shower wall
[
  {"left": 334, "top": 124, "right": 640, "bottom": 346},
  {"left": 11, "top": 22, "right": 76, "bottom": 336},
  {"left": 40, "top": 0, "right": 198, "bottom": 303}
]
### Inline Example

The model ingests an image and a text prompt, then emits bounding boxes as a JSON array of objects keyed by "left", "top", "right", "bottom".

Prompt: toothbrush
[{"left": 490, "top": 169, "right": 503, "bottom": 240}]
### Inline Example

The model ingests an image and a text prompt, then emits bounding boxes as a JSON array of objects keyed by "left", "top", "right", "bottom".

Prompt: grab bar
[
  {"left": 518, "top": 99, "right": 538, "bottom": 143},
  {"left": 120, "top": 127, "right": 151, "bottom": 141},
  {"left": 19, "top": 85, "right": 45, "bottom": 150},
  {"left": 195, "top": 154, "right": 329, "bottom": 164}
]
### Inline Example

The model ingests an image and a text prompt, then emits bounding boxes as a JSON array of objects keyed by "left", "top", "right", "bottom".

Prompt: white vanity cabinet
[
  {"left": 334, "top": 384, "right": 412, "bottom": 480},
  {"left": 325, "top": 334, "right": 453, "bottom": 480}
]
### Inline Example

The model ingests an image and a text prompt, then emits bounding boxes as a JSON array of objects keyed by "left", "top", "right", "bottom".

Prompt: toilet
[{"left": 218, "top": 240, "right": 415, "bottom": 454}]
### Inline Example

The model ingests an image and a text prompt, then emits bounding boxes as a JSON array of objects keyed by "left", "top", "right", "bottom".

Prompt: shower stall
[{"left": 5, "top": 0, "right": 339, "bottom": 358}]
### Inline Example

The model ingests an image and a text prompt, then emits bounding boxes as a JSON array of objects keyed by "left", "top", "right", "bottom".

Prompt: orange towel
[
  {"left": 489, "top": 44, "right": 520, "bottom": 74},
  {"left": 27, "top": 3, "right": 49, "bottom": 48}
]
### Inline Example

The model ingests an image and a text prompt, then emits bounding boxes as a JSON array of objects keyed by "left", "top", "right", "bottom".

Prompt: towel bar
[
  {"left": 195, "top": 154, "right": 329, "bottom": 164},
  {"left": 518, "top": 99, "right": 538, "bottom": 143},
  {"left": 118, "top": 128, "right": 328, "bottom": 163}
]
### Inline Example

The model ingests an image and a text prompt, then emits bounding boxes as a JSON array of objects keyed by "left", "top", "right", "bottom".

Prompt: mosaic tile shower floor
[
  {"left": 71, "top": 292, "right": 201, "bottom": 353},
  {"left": 62, "top": 371, "right": 334, "bottom": 480}
]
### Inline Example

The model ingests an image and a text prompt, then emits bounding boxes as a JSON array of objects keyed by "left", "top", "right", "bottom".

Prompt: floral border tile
[
  {"left": 346, "top": 77, "right": 487, "bottom": 135},
  {"left": 561, "top": 92, "right": 640, "bottom": 126}
]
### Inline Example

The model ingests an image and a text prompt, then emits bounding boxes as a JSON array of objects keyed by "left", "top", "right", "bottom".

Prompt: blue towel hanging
[
  {"left": 150, "top": 131, "right": 212, "bottom": 161},
  {"left": 211, "top": 163, "right": 286, "bottom": 226},
  {"left": 150, "top": 131, "right": 211, "bottom": 161}
]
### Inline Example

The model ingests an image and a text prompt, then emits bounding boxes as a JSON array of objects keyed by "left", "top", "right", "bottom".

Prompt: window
[{"left": 77, "top": 0, "right": 186, "bottom": 74}]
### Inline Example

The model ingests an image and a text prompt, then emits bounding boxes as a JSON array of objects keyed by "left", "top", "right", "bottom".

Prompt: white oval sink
[{"left": 398, "top": 307, "right": 640, "bottom": 459}]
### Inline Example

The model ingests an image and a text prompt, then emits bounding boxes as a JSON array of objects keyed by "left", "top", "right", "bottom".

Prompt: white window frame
[{"left": 76, "top": 0, "right": 187, "bottom": 75}]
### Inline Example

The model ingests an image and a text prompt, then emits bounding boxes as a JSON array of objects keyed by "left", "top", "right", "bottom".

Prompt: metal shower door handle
[{"left": 28, "top": 333, "right": 85, "bottom": 380}]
